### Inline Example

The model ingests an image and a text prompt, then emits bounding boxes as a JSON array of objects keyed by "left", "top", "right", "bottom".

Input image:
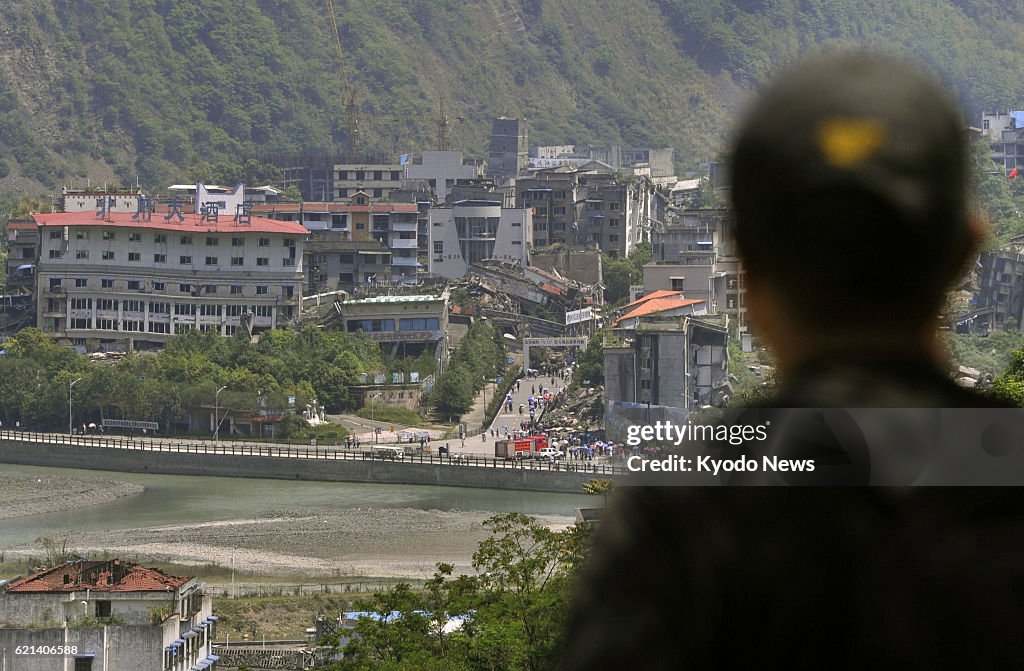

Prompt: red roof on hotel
[
  {"left": 252, "top": 202, "right": 419, "bottom": 215},
  {"left": 31, "top": 211, "right": 307, "bottom": 235},
  {"left": 614, "top": 296, "right": 704, "bottom": 326},
  {"left": 5, "top": 559, "right": 190, "bottom": 593}
]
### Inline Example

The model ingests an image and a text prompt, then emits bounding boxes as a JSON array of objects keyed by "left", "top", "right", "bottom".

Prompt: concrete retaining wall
[{"left": 0, "top": 440, "right": 598, "bottom": 494}]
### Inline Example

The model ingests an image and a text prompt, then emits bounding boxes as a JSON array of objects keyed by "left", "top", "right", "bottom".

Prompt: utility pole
[
  {"left": 69, "top": 378, "right": 82, "bottom": 435},
  {"left": 214, "top": 386, "right": 227, "bottom": 441}
]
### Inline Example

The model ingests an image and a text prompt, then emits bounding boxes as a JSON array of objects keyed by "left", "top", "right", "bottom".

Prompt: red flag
[{"left": 1010, "top": 167, "right": 1019, "bottom": 179}]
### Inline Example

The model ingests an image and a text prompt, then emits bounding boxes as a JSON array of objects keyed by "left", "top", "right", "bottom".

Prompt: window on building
[
  {"left": 230, "top": 285, "right": 243, "bottom": 295},
  {"left": 154, "top": 253, "right": 166, "bottom": 263},
  {"left": 102, "top": 250, "right": 115, "bottom": 260},
  {"left": 609, "top": 202, "right": 620, "bottom": 211},
  {"left": 258, "top": 238, "right": 270, "bottom": 247},
  {"left": 391, "top": 170, "right": 401, "bottom": 181},
  {"left": 231, "top": 237, "right": 244, "bottom": 247},
  {"left": 180, "top": 255, "right": 192, "bottom": 265},
  {"left": 282, "top": 258, "right": 295, "bottom": 266},
  {"left": 129, "top": 232, "right": 142, "bottom": 241},
  {"left": 200, "top": 304, "right": 220, "bottom": 316},
  {"left": 256, "top": 285, "right": 269, "bottom": 295},
  {"left": 433, "top": 241, "right": 444, "bottom": 255},
  {"left": 609, "top": 234, "right": 619, "bottom": 242},
  {"left": 76, "top": 230, "right": 89, "bottom": 240},
  {"left": 174, "top": 303, "right": 196, "bottom": 315},
  {"left": 254, "top": 305, "right": 273, "bottom": 317},
  {"left": 356, "top": 171, "right": 365, "bottom": 180},
  {"left": 155, "top": 234, "right": 167, "bottom": 244},
  {"left": 356, "top": 196, "right": 366, "bottom": 205},
  {"left": 373, "top": 188, "right": 383, "bottom": 198},
  {"left": 671, "top": 278, "right": 685, "bottom": 291},
  {"left": 49, "top": 229, "right": 62, "bottom": 240},
  {"left": 97, "top": 299, "right": 117, "bottom": 311},
  {"left": 149, "top": 321, "right": 169, "bottom": 334},
  {"left": 338, "top": 253, "right": 354, "bottom": 264},
  {"left": 153, "top": 281, "right": 166, "bottom": 291},
  {"left": 128, "top": 252, "right": 141, "bottom": 262},
  {"left": 75, "top": 278, "right": 87, "bottom": 288},
  {"left": 180, "top": 235, "right": 192, "bottom": 245},
  {"left": 71, "top": 298, "right": 91, "bottom": 309},
  {"left": 225, "top": 304, "right": 243, "bottom": 316},
  {"left": 179, "top": 283, "right": 192, "bottom": 293},
  {"left": 103, "top": 230, "right": 116, "bottom": 241},
  {"left": 284, "top": 238, "right": 296, "bottom": 248},
  {"left": 337, "top": 188, "right": 348, "bottom": 198},
  {"left": 231, "top": 257, "right": 244, "bottom": 266},
  {"left": 47, "top": 249, "right": 63, "bottom": 259},
  {"left": 609, "top": 218, "right": 620, "bottom": 227},
  {"left": 356, "top": 222, "right": 365, "bottom": 229},
  {"left": 127, "top": 280, "right": 142, "bottom": 290},
  {"left": 75, "top": 250, "right": 88, "bottom": 259},
  {"left": 204, "top": 284, "right": 217, "bottom": 294},
  {"left": 206, "top": 236, "right": 219, "bottom": 246},
  {"left": 281, "top": 286, "right": 295, "bottom": 298},
  {"left": 123, "top": 300, "right": 143, "bottom": 312},
  {"left": 257, "top": 257, "right": 269, "bottom": 266},
  {"left": 205, "top": 256, "right": 218, "bottom": 266},
  {"left": 74, "top": 656, "right": 93, "bottom": 671}
]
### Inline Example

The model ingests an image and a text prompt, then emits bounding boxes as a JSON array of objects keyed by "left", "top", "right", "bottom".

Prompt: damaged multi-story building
[
  {"left": 515, "top": 164, "right": 661, "bottom": 257},
  {"left": 603, "top": 292, "right": 730, "bottom": 441},
  {"left": 0, "top": 558, "right": 216, "bottom": 671}
]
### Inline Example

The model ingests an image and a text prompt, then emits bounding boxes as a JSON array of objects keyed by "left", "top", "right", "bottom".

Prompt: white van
[{"left": 371, "top": 446, "right": 405, "bottom": 460}]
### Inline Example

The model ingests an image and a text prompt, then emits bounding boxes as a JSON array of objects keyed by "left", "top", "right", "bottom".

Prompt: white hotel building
[{"left": 32, "top": 210, "right": 306, "bottom": 351}]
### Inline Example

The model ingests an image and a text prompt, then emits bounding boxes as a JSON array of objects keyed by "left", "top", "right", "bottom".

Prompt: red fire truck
[{"left": 494, "top": 435, "right": 549, "bottom": 460}]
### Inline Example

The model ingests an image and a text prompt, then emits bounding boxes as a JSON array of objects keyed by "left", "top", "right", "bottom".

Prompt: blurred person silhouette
[{"left": 560, "top": 51, "right": 1023, "bottom": 670}]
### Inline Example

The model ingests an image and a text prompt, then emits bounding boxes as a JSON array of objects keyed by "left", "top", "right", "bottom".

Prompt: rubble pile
[
  {"left": 538, "top": 385, "right": 605, "bottom": 433},
  {"left": 952, "top": 365, "right": 994, "bottom": 390}
]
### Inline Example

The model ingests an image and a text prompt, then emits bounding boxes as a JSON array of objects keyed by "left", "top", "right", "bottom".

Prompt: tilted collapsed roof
[
  {"left": 613, "top": 295, "right": 705, "bottom": 326},
  {"left": 4, "top": 558, "right": 190, "bottom": 593},
  {"left": 32, "top": 211, "right": 307, "bottom": 235}
]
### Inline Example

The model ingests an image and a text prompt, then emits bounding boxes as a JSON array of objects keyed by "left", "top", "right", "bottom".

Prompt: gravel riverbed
[{"left": 0, "top": 476, "right": 574, "bottom": 579}]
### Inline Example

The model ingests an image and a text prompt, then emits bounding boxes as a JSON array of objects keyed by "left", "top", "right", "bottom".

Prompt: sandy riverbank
[
  {"left": 0, "top": 475, "right": 575, "bottom": 579},
  {"left": 0, "top": 474, "right": 145, "bottom": 519}
]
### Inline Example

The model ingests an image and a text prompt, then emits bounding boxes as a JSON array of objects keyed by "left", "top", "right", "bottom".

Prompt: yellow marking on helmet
[{"left": 817, "top": 118, "right": 886, "bottom": 168}]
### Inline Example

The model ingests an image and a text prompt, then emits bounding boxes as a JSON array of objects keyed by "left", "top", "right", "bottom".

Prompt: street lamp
[
  {"left": 482, "top": 377, "right": 489, "bottom": 429},
  {"left": 214, "top": 385, "right": 227, "bottom": 441},
  {"left": 69, "top": 377, "right": 82, "bottom": 435},
  {"left": 369, "top": 393, "right": 378, "bottom": 443}
]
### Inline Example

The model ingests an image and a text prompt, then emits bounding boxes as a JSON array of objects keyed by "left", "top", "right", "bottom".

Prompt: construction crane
[
  {"left": 371, "top": 98, "right": 463, "bottom": 151},
  {"left": 326, "top": 0, "right": 359, "bottom": 153},
  {"left": 325, "top": 1, "right": 462, "bottom": 154}
]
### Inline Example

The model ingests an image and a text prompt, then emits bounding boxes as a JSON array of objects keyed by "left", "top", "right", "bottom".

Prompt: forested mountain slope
[{"left": 1, "top": 0, "right": 1023, "bottom": 193}]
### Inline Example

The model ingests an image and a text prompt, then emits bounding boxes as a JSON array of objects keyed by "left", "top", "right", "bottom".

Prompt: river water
[{"left": 0, "top": 464, "right": 594, "bottom": 546}]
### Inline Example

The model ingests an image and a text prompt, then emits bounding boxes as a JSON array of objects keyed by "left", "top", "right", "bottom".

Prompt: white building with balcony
[
  {"left": 32, "top": 209, "right": 306, "bottom": 351},
  {"left": 427, "top": 200, "right": 532, "bottom": 279},
  {"left": 0, "top": 558, "right": 217, "bottom": 671}
]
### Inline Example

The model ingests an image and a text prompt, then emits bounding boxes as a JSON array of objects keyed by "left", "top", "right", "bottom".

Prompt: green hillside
[{"left": 2, "top": 0, "right": 1024, "bottom": 193}]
